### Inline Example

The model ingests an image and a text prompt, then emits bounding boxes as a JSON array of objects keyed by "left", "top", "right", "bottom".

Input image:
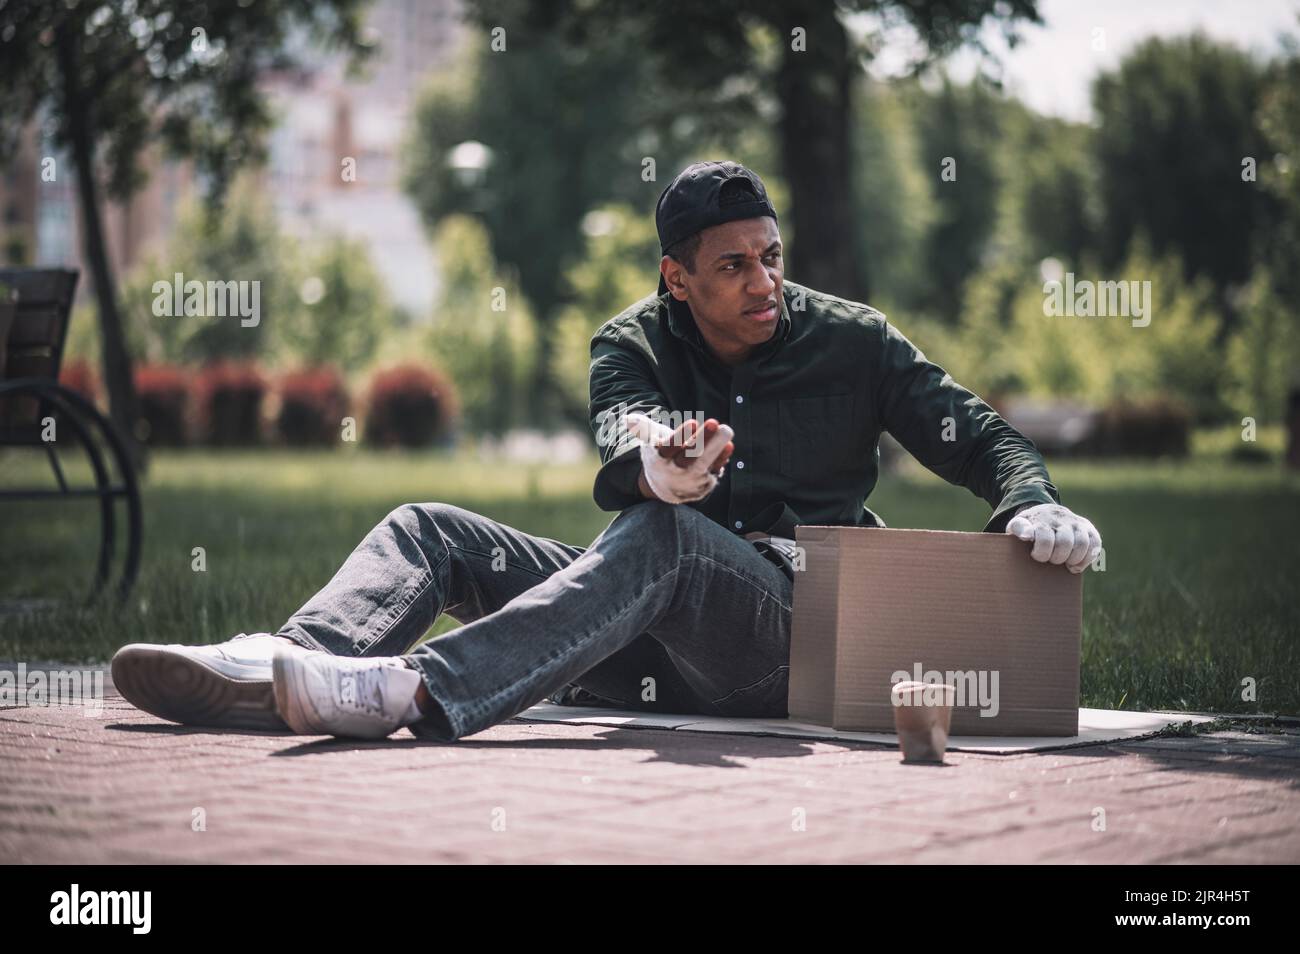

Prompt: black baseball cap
[{"left": 655, "top": 160, "right": 777, "bottom": 295}]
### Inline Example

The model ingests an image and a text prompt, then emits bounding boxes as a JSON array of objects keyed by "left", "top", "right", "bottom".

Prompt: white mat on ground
[{"left": 512, "top": 703, "right": 1218, "bottom": 754}]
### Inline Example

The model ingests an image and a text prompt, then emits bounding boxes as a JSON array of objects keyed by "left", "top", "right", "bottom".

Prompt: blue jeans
[{"left": 276, "top": 500, "right": 793, "bottom": 742}]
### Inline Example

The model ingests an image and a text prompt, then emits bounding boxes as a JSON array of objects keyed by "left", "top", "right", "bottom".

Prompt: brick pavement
[{"left": 2, "top": 675, "right": 1297, "bottom": 864}]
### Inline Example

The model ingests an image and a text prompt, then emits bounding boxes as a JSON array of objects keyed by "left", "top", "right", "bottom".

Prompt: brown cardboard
[{"left": 789, "top": 526, "right": 1082, "bottom": 736}]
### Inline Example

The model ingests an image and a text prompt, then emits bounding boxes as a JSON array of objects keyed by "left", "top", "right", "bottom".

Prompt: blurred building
[
  {"left": 0, "top": 0, "right": 465, "bottom": 317},
  {"left": 261, "top": 0, "right": 465, "bottom": 314}
]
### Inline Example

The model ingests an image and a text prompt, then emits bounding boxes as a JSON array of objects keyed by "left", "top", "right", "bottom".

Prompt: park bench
[{"left": 0, "top": 267, "right": 141, "bottom": 601}]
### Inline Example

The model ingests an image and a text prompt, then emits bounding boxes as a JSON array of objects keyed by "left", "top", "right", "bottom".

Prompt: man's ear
[{"left": 660, "top": 255, "right": 690, "bottom": 301}]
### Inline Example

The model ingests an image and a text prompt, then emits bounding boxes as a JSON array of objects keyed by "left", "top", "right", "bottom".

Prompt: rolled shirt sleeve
[{"left": 872, "top": 317, "right": 1060, "bottom": 532}]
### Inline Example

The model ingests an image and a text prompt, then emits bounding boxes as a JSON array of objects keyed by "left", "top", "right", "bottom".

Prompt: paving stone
[{"left": 2, "top": 701, "right": 1297, "bottom": 863}]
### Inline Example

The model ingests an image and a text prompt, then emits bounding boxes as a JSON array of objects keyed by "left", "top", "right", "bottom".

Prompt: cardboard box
[{"left": 789, "top": 526, "right": 1082, "bottom": 736}]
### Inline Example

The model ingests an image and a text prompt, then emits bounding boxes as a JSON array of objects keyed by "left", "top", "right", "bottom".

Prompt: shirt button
[
  {"left": 735, "top": 395, "right": 744, "bottom": 404},
  {"left": 736, "top": 460, "right": 745, "bottom": 469},
  {"left": 734, "top": 520, "right": 743, "bottom": 529}
]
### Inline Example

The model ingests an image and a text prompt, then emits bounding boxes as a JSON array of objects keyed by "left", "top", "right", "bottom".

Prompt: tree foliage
[
  {"left": 1093, "top": 34, "right": 1276, "bottom": 304},
  {"left": 0, "top": 0, "right": 374, "bottom": 457}
]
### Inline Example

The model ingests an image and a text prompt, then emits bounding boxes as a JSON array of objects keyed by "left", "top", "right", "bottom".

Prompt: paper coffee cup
[{"left": 890, "top": 680, "right": 956, "bottom": 763}]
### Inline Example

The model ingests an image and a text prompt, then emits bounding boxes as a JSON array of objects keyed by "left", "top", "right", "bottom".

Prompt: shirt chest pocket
[{"left": 778, "top": 393, "right": 858, "bottom": 480}]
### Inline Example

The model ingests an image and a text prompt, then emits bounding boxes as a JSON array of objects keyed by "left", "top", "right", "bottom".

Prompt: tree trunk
[
  {"left": 530, "top": 311, "right": 557, "bottom": 429},
  {"left": 773, "top": 7, "right": 867, "bottom": 302},
  {"left": 55, "top": 23, "right": 143, "bottom": 469},
  {"left": 1287, "top": 387, "right": 1300, "bottom": 471}
]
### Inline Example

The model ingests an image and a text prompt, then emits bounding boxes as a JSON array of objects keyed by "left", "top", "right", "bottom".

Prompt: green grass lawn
[{"left": 2, "top": 446, "right": 1297, "bottom": 716}]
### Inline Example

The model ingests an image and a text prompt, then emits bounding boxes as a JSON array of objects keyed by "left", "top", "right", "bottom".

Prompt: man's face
[{"left": 661, "top": 217, "right": 783, "bottom": 355}]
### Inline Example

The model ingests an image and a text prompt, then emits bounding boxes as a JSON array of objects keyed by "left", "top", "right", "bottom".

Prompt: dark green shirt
[{"left": 587, "top": 280, "right": 1060, "bottom": 537}]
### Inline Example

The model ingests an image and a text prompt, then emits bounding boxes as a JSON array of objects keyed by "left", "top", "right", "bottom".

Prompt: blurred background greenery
[
  {"left": 1, "top": 1, "right": 1298, "bottom": 714},
  {"left": 4, "top": 0, "right": 1298, "bottom": 443}
]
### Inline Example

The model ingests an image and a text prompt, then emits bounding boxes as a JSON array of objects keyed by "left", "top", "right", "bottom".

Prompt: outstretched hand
[{"left": 625, "top": 414, "right": 734, "bottom": 503}]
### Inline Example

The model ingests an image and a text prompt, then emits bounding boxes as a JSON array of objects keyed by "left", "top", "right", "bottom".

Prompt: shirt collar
[{"left": 662, "top": 289, "right": 791, "bottom": 362}]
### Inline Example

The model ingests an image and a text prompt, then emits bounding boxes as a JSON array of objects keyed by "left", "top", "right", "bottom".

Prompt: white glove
[
  {"left": 1006, "top": 503, "right": 1102, "bottom": 574},
  {"left": 624, "top": 412, "right": 733, "bottom": 504}
]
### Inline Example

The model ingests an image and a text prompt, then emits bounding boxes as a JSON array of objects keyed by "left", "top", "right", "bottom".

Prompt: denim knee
[
  {"left": 614, "top": 499, "right": 719, "bottom": 556},
  {"left": 385, "top": 501, "right": 458, "bottom": 531},
  {"left": 385, "top": 502, "right": 493, "bottom": 550}
]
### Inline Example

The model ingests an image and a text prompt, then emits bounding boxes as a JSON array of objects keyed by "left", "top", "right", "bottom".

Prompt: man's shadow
[{"left": 106, "top": 716, "right": 930, "bottom": 770}]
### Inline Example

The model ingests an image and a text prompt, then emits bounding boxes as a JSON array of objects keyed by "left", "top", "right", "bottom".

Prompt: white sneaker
[
  {"left": 272, "top": 649, "right": 424, "bottom": 739},
  {"left": 111, "top": 633, "right": 311, "bottom": 730}
]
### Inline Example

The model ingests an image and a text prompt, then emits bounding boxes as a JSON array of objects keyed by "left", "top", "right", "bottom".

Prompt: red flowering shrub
[
  {"left": 133, "top": 364, "right": 190, "bottom": 446},
  {"left": 1091, "top": 397, "right": 1190, "bottom": 457},
  {"left": 275, "top": 366, "right": 350, "bottom": 446},
  {"left": 194, "top": 361, "right": 267, "bottom": 446},
  {"left": 364, "top": 364, "right": 459, "bottom": 448}
]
